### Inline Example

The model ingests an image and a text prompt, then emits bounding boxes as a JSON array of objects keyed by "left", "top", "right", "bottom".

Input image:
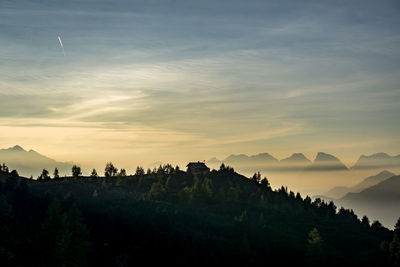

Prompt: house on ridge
[{"left": 186, "top": 162, "right": 210, "bottom": 175}]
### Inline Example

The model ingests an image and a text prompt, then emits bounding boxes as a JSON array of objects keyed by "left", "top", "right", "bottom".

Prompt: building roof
[{"left": 186, "top": 162, "right": 209, "bottom": 169}]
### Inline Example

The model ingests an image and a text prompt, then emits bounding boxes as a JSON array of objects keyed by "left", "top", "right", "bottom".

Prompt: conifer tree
[
  {"left": 53, "top": 168, "right": 59, "bottom": 179},
  {"left": 361, "top": 215, "right": 370, "bottom": 227},
  {"left": 105, "top": 162, "right": 118, "bottom": 177},
  {"left": 307, "top": 228, "right": 324, "bottom": 265},
  {"left": 90, "top": 169, "right": 98, "bottom": 177},
  {"left": 389, "top": 217, "right": 400, "bottom": 266},
  {"left": 72, "top": 165, "right": 82, "bottom": 178},
  {"left": 39, "top": 169, "right": 50, "bottom": 180}
]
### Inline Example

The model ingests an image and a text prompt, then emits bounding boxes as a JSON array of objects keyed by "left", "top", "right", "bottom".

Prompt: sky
[{"left": 1, "top": 0, "right": 400, "bottom": 170}]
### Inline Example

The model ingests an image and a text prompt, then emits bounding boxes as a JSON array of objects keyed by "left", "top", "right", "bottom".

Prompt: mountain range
[
  {"left": 339, "top": 174, "right": 400, "bottom": 228},
  {"left": 352, "top": 153, "right": 400, "bottom": 170},
  {"left": 207, "top": 152, "right": 400, "bottom": 173},
  {"left": 0, "top": 145, "right": 74, "bottom": 177},
  {"left": 324, "top": 170, "right": 396, "bottom": 199},
  {"left": 207, "top": 151, "right": 348, "bottom": 173},
  {"left": 315, "top": 171, "right": 400, "bottom": 228}
]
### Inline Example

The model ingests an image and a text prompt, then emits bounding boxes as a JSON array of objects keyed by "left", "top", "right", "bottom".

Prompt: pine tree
[
  {"left": 251, "top": 172, "right": 261, "bottom": 183},
  {"left": 1, "top": 163, "right": 9, "bottom": 173},
  {"left": 361, "top": 215, "right": 370, "bottom": 227},
  {"left": 260, "top": 177, "right": 270, "bottom": 189},
  {"left": 135, "top": 166, "right": 145, "bottom": 176},
  {"left": 90, "top": 169, "right": 98, "bottom": 177},
  {"left": 72, "top": 165, "right": 82, "bottom": 178},
  {"left": 53, "top": 168, "right": 59, "bottom": 179},
  {"left": 39, "top": 169, "right": 50, "bottom": 180},
  {"left": 118, "top": 168, "right": 127, "bottom": 177},
  {"left": 307, "top": 228, "right": 325, "bottom": 265},
  {"left": 389, "top": 217, "right": 400, "bottom": 266},
  {"left": 105, "top": 162, "right": 118, "bottom": 177}
]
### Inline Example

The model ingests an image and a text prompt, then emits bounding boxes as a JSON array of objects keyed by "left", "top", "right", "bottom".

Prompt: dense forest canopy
[{"left": 0, "top": 162, "right": 399, "bottom": 266}]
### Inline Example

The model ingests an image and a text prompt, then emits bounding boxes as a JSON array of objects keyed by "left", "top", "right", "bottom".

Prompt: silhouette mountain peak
[
  {"left": 9, "top": 145, "right": 25, "bottom": 151},
  {"left": 314, "top": 152, "right": 340, "bottom": 162},
  {"left": 359, "top": 152, "right": 390, "bottom": 160}
]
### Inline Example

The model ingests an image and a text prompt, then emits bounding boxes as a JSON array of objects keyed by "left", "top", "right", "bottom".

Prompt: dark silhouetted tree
[
  {"left": 135, "top": 166, "right": 145, "bottom": 176},
  {"left": 118, "top": 169, "right": 127, "bottom": 177},
  {"left": 361, "top": 215, "right": 370, "bottom": 227},
  {"left": 307, "top": 227, "right": 324, "bottom": 265},
  {"left": 39, "top": 169, "right": 50, "bottom": 180},
  {"left": 53, "top": 168, "right": 59, "bottom": 179},
  {"left": 251, "top": 172, "right": 261, "bottom": 183},
  {"left": 90, "top": 169, "right": 98, "bottom": 177},
  {"left": 389, "top": 217, "right": 400, "bottom": 266},
  {"left": 105, "top": 162, "right": 118, "bottom": 177},
  {"left": 219, "top": 163, "right": 226, "bottom": 171},
  {"left": 371, "top": 220, "right": 383, "bottom": 229},
  {"left": 72, "top": 165, "right": 82, "bottom": 178},
  {"left": 260, "top": 177, "right": 270, "bottom": 188},
  {"left": 1, "top": 163, "right": 9, "bottom": 173},
  {"left": 10, "top": 169, "right": 19, "bottom": 178}
]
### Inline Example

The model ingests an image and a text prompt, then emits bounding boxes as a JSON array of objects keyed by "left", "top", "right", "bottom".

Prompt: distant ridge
[
  {"left": 207, "top": 151, "right": 399, "bottom": 173},
  {"left": 338, "top": 175, "right": 400, "bottom": 228},
  {"left": 280, "top": 153, "right": 310, "bottom": 164},
  {"left": 207, "top": 152, "right": 348, "bottom": 173},
  {"left": 352, "top": 153, "right": 400, "bottom": 170},
  {"left": 313, "top": 171, "right": 399, "bottom": 228},
  {"left": 0, "top": 145, "right": 74, "bottom": 177},
  {"left": 342, "top": 175, "right": 400, "bottom": 201},
  {"left": 324, "top": 170, "right": 396, "bottom": 198},
  {"left": 304, "top": 152, "right": 348, "bottom": 171},
  {"left": 224, "top": 153, "right": 278, "bottom": 164}
]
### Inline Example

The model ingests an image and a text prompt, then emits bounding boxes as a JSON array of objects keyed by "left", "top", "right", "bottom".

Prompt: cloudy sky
[{"left": 1, "top": 0, "right": 400, "bottom": 170}]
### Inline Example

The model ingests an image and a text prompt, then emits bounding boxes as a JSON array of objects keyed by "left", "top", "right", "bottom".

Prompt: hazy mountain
[
  {"left": 223, "top": 153, "right": 278, "bottom": 165},
  {"left": 250, "top": 153, "right": 279, "bottom": 162},
  {"left": 280, "top": 153, "right": 311, "bottom": 164},
  {"left": 207, "top": 157, "right": 221, "bottom": 165},
  {"left": 313, "top": 173, "right": 400, "bottom": 228},
  {"left": 224, "top": 154, "right": 252, "bottom": 164},
  {"left": 207, "top": 153, "right": 279, "bottom": 170},
  {"left": 304, "top": 152, "right": 348, "bottom": 171},
  {"left": 208, "top": 153, "right": 308, "bottom": 167},
  {"left": 208, "top": 152, "right": 350, "bottom": 175},
  {"left": 339, "top": 175, "right": 400, "bottom": 228},
  {"left": 352, "top": 153, "right": 400, "bottom": 170},
  {"left": 324, "top": 170, "right": 396, "bottom": 198},
  {"left": 0, "top": 145, "right": 74, "bottom": 177},
  {"left": 322, "top": 186, "right": 349, "bottom": 199}
]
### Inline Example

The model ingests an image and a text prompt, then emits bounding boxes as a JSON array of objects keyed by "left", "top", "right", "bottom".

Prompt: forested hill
[{"left": 1, "top": 163, "right": 400, "bottom": 266}]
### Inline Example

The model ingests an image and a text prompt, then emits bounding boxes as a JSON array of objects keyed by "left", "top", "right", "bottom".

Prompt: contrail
[{"left": 58, "top": 35, "right": 65, "bottom": 57}]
